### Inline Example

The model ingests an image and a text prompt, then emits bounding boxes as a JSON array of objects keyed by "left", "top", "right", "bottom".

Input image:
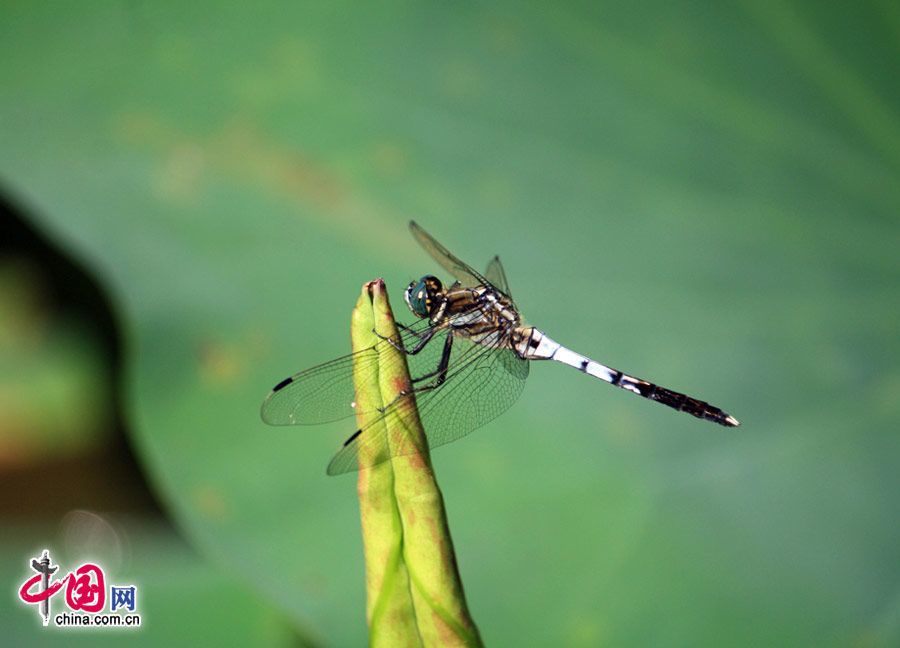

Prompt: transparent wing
[
  {"left": 261, "top": 317, "right": 442, "bottom": 425},
  {"left": 484, "top": 255, "right": 512, "bottom": 298},
  {"left": 326, "top": 331, "right": 529, "bottom": 475},
  {"left": 409, "top": 221, "right": 492, "bottom": 289}
]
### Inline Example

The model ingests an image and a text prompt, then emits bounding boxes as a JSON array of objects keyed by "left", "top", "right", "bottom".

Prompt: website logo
[{"left": 17, "top": 549, "right": 141, "bottom": 629}]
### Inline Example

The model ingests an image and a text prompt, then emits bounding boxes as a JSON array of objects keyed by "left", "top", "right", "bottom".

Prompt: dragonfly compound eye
[{"left": 404, "top": 275, "right": 443, "bottom": 318}]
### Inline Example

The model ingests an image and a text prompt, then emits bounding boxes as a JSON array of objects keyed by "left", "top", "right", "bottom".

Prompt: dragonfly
[{"left": 261, "top": 221, "right": 740, "bottom": 475}]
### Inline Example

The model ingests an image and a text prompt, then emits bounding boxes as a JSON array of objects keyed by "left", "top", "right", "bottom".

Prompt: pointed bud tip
[{"left": 724, "top": 414, "right": 740, "bottom": 427}]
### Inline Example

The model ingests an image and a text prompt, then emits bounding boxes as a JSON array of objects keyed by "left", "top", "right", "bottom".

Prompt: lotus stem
[{"left": 352, "top": 279, "right": 482, "bottom": 648}]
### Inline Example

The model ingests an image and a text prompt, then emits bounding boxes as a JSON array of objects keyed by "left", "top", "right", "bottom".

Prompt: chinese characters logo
[{"left": 17, "top": 549, "right": 141, "bottom": 629}]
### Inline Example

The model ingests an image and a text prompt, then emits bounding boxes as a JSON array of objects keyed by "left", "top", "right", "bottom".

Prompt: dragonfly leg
[
  {"left": 404, "top": 327, "right": 439, "bottom": 355},
  {"left": 371, "top": 326, "right": 398, "bottom": 343},
  {"left": 395, "top": 321, "right": 424, "bottom": 336},
  {"left": 376, "top": 333, "right": 454, "bottom": 413},
  {"left": 378, "top": 321, "right": 425, "bottom": 342},
  {"left": 410, "top": 332, "right": 454, "bottom": 386},
  {"left": 372, "top": 324, "right": 437, "bottom": 355}
]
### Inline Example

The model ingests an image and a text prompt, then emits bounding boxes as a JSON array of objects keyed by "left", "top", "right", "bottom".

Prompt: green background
[{"left": 2, "top": 2, "right": 898, "bottom": 646}]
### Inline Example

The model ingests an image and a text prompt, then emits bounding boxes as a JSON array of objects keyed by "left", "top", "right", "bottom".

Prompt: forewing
[
  {"left": 260, "top": 317, "right": 435, "bottom": 425},
  {"left": 409, "top": 221, "right": 491, "bottom": 288}
]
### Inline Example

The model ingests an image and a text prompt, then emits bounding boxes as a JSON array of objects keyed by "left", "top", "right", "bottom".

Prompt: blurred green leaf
[{"left": 1, "top": 2, "right": 898, "bottom": 646}]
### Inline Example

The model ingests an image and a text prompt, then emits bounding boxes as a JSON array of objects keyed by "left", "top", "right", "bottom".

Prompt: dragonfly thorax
[{"left": 404, "top": 275, "right": 446, "bottom": 319}]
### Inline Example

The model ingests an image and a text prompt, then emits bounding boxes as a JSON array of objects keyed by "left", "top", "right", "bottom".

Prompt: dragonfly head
[{"left": 404, "top": 275, "right": 444, "bottom": 319}]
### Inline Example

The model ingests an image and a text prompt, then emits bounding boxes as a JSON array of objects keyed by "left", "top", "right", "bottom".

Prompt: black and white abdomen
[{"left": 511, "top": 326, "right": 740, "bottom": 427}]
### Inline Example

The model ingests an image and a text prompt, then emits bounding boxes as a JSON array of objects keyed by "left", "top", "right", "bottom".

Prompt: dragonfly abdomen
[
  {"left": 513, "top": 327, "right": 740, "bottom": 427},
  {"left": 639, "top": 383, "right": 736, "bottom": 426}
]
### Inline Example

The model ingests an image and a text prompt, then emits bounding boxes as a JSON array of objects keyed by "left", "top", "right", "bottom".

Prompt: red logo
[{"left": 17, "top": 549, "right": 137, "bottom": 628}]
